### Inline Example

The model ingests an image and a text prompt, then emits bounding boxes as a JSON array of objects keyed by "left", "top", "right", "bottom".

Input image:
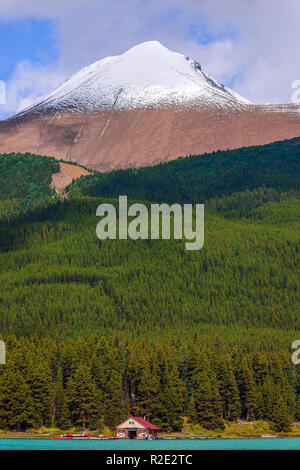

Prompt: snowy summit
[{"left": 17, "top": 41, "right": 251, "bottom": 116}]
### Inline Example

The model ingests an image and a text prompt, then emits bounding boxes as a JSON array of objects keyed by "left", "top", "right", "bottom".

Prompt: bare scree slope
[{"left": 0, "top": 41, "right": 299, "bottom": 170}]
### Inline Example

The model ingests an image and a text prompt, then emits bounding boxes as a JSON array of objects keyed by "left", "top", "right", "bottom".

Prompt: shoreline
[
  {"left": 1, "top": 434, "right": 300, "bottom": 440},
  {"left": 2, "top": 421, "right": 300, "bottom": 440}
]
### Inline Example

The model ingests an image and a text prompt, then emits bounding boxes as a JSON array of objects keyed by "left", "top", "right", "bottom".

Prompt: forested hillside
[
  {"left": 0, "top": 153, "right": 60, "bottom": 223},
  {"left": 0, "top": 153, "right": 59, "bottom": 200},
  {"left": 0, "top": 195, "right": 299, "bottom": 337},
  {"left": 0, "top": 139, "right": 299, "bottom": 433},
  {"left": 67, "top": 137, "right": 300, "bottom": 203}
]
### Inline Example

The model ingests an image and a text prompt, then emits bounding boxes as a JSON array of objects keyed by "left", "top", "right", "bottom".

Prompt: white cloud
[
  {"left": 0, "top": 60, "right": 64, "bottom": 119},
  {"left": 0, "top": 0, "right": 300, "bottom": 117}
]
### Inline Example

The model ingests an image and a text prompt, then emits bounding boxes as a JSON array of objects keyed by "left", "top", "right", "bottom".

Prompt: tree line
[{"left": 0, "top": 335, "right": 298, "bottom": 433}]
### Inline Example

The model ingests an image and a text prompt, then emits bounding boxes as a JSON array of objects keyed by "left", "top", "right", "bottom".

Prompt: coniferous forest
[{"left": 0, "top": 139, "right": 299, "bottom": 433}]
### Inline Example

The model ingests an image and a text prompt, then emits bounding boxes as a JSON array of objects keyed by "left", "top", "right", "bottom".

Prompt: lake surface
[{"left": 1, "top": 438, "right": 300, "bottom": 450}]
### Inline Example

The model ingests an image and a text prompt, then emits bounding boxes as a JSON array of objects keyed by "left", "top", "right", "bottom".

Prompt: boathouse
[{"left": 114, "top": 417, "right": 162, "bottom": 439}]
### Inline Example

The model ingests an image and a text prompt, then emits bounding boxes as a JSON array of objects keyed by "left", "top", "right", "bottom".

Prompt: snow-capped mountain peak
[{"left": 16, "top": 40, "right": 251, "bottom": 116}]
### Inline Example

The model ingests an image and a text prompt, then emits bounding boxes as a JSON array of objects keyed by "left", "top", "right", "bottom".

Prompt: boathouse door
[{"left": 128, "top": 429, "right": 137, "bottom": 439}]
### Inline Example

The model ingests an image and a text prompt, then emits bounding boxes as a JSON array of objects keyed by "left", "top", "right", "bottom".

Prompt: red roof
[{"left": 131, "top": 416, "right": 163, "bottom": 430}]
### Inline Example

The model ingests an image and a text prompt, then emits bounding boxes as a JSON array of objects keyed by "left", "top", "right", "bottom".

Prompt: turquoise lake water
[{"left": 1, "top": 438, "right": 300, "bottom": 450}]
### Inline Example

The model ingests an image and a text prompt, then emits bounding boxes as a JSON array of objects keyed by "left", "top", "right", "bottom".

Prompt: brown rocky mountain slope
[{"left": 0, "top": 103, "right": 299, "bottom": 172}]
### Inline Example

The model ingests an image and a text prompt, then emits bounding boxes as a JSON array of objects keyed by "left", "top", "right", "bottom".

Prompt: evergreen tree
[
  {"left": 103, "top": 368, "right": 127, "bottom": 428},
  {"left": 54, "top": 382, "right": 70, "bottom": 430},
  {"left": 295, "top": 395, "right": 300, "bottom": 422},
  {"left": 0, "top": 367, "right": 35, "bottom": 430},
  {"left": 67, "top": 364, "right": 101, "bottom": 430},
  {"left": 269, "top": 393, "right": 292, "bottom": 433},
  {"left": 27, "top": 362, "right": 53, "bottom": 427},
  {"left": 191, "top": 370, "right": 224, "bottom": 430},
  {"left": 236, "top": 357, "right": 257, "bottom": 420},
  {"left": 256, "top": 377, "right": 275, "bottom": 420},
  {"left": 216, "top": 354, "right": 241, "bottom": 421},
  {"left": 134, "top": 356, "right": 160, "bottom": 419},
  {"left": 252, "top": 352, "right": 269, "bottom": 386},
  {"left": 155, "top": 352, "right": 185, "bottom": 431}
]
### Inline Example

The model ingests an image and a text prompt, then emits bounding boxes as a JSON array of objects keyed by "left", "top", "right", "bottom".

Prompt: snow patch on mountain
[{"left": 15, "top": 41, "right": 252, "bottom": 117}]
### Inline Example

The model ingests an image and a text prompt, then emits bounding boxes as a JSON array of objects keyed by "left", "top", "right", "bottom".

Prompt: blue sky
[
  {"left": 0, "top": 18, "right": 58, "bottom": 83},
  {"left": 0, "top": 0, "right": 299, "bottom": 119}
]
